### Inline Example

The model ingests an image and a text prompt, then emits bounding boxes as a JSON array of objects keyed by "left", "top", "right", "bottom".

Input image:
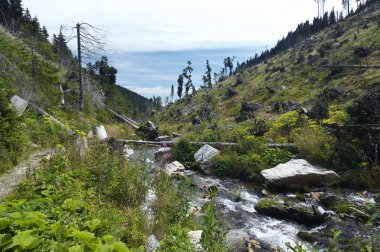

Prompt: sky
[{"left": 22, "top": 0, "right": 345, "bottom": 98}]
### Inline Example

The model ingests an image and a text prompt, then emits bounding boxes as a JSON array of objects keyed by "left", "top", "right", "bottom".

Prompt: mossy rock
[{"left": 255, "top": 198, "right": 322, "bottom": 226}]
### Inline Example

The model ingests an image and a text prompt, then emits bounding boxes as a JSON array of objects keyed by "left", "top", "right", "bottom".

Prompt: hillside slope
[
  {"left": 0, "top": 25, "right": 152, "bottom": 119},
  {"left": 155, "top": 2, "right": 380, "bottom": 187}
]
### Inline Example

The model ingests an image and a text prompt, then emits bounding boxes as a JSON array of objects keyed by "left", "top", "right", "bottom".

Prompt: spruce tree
[
  {"left": 177, "top": 74, "right": 184, "bottom": 99},
  {"left": 182, "top": 61, "right": 193, "bottom": 96},
  {"left": 202, "top": 59, "right": 212, "bottom": 89},
  {"left": 170, "top": 84, "right": 174, "bottom": 103},
  {"left": 329, "top": 8, "right": 336, "bottom": 24}
]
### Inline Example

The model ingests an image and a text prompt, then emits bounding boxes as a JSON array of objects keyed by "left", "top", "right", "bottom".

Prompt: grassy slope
[{"left": 155, "top": 6, "right": 380, "bottom": 138}]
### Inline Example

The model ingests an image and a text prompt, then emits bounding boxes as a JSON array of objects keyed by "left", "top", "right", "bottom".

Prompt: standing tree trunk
[{"left": 77, "top": 23, "right": 84, "bottom": 111}]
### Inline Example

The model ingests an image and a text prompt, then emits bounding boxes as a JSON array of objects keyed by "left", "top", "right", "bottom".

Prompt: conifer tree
[
  {"left": 183, "top": 61, "right": 194, "bottom": 96},
  {"left": 329, "top": 8, "right": 336, "bottom": 24},
  {"left": 177, "top": 74, "right": 184, "bottom": 99},
  {"left": 170, "top": 84, "right": 174, "bottom": 103},
  {"left": 202, "top": 59, "right": 213, "bottom": 89},
  {"left": 342, "top": 0, "right": 350, "bottom": 15}
]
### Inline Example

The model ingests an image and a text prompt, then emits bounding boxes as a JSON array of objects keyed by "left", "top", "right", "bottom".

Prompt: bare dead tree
[{"left": 68, "top": 23, "right": 106, "bottom": 110}]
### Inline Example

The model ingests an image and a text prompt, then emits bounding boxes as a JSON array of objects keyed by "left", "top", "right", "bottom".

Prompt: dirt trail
[{"left": 0, "top": 150, "right": 49, "bottom": 200}]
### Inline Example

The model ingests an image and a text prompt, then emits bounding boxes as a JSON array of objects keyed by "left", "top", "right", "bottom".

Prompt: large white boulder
[
  {"left": 194, "top": 144, "right": 220, "bottom": 164},
  {"left": 164, "top": 161, "right": 185, "bottom": 177},
  {"left": 94, "top": 125, "right": 108, "bottom": 140},
  {"left": 10, "top": 95, "right": 28, "bottom": 115},
  {"left": 261, "top": 159, "right": 340, "bottom": 190}
]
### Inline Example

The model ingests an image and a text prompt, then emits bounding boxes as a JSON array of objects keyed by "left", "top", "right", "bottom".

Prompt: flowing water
[
  {"left": 189, "top": 173, "right": 310, "bottom": 250},
  {"left": 130, "top": 146, "right": 376, "bottom": 251}
]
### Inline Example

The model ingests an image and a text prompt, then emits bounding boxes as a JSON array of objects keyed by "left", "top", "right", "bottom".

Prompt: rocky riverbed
[{"left": 130, "top": 145, "right": 379, "bottom": 251}]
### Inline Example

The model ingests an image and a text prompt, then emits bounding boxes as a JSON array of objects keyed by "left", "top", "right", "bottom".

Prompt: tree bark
[
  {"left": 321, "top": 65, "right": 380, "bottom": 69},
  {"left": 115, "top": 139, "right": 296, "bottom": 150},
  {"left": 107, "top": 108, "right": 139, "bottom": 129},
  {"left": 77, "top": 23, "right": 84, "bottom": 111}
]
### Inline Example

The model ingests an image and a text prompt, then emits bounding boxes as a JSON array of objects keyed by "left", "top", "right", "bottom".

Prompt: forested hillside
[
  {"left": 0, "top": 0, "right": 153, "bottom": 173},
  {"left": 0, "top": 0, "right": 152, "bottom": 117}
]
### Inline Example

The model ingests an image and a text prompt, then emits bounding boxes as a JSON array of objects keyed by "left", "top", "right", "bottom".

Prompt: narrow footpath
[{"left": 0, "top": 150, "right": 49, "bottom": 199}]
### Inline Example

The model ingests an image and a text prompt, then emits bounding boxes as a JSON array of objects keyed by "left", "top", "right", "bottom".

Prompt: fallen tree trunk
[
  {"left": 321, "top": 65, "right": 380, "bottom": 69},
  {"left": 107, "top": 108, "right": 139, "bottom": 130},
  {"left": 116, "top": 139, "right": 296, "bottom": 150},
  {"left": 28, "top": 102, "right": 74, "bottom": 135},
  {"left": 322, "top": 123, "right": 380, "bottom": 132}
]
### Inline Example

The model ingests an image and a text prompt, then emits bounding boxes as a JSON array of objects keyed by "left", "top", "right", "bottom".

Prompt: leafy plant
[
  {"left": 201, "top": 192, "right": 226, "bottom": 252},
  {"left": 160, "top": 224, "right": 194, "bottom": 252}
]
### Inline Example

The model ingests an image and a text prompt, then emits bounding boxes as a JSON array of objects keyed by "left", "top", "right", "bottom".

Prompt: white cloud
[
  {"left": 124, "top": 85, "right": 171, "bottom": 96},
  {"left": 22, "top": 0, "right": 344, "bottom": 52}
]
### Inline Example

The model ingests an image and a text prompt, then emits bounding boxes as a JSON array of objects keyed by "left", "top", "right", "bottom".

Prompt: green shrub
[
  {"left": 201, "top": 193, "right": 226, "bottom": 252},
  {"left": 0, "top": 77, "right": 28, "bottom": 173},
  {"left": 211, "top": 136, "right": 292, "bottom": 181},
  {"left": 23, "top": 111, "right": 72, "bottom": 148},
  {"left": 292, "top": 124, "right": 336, "bottom": 165},
  {"left": 160, "top": 224, "right": 194, "bottom": 252},
  {"left": 266, "top": 111, "right": 302, "bottom": 142},
  {"left": 0, "top": 147, "right": 146, "bottom": 251},
  {"left": 172, "top": 138, "right": 196, "bottom": 164},
  {"left": 153, "top": 173, "right": 192, "bottom": 239}
]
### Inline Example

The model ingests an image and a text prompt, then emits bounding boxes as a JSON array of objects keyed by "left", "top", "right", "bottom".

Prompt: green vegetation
[
  {"left": 0, "top": 77, "right": 28, "bottom": 173},
  {"left": 255, "top": 198, "right": 281, "bottom": 209},
  {"left": 0, "top": 143, "right": 146, "bottom": 251},
  {"left": 210, "top": 136, "right": 292, "bottom": 181},
  {"left": 171, "top": 138, "right": 196, "bottom": 164},
  {"left": 0, "top": 141, "right": 200, "bottom": 251},
  {"left": 292, "top": 124, "right": 337, "bottom": 165},
  {"left": 200, "top": 193, "right": 226, "bottom": 252},
  {"left": 160, "top": 224, "right": 194, "bottom": 252}
]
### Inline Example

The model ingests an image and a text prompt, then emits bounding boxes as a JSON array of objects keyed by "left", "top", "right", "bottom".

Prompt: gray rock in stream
[
  {"left": 188, "top": 230, "right": 203, "bottom": 251},
  {"left": 224, "top": 229, "right": 250, "bottom": 252},
  {"left": 254, "top": 198, "right": 323, "bottom": 226},
  {"left": 164, "top": 161, "right": 185, "bottom": 177},
  {"left": 144, "top": 235, "right": 161, "bottom": 252},
  {"left": 261, "top": 159, "right": 340, "bottom": 190}
]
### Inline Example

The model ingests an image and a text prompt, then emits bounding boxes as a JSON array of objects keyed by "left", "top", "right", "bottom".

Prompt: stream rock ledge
[{"left": 261, "top": 159, "right": 340, "bottom": 190}]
